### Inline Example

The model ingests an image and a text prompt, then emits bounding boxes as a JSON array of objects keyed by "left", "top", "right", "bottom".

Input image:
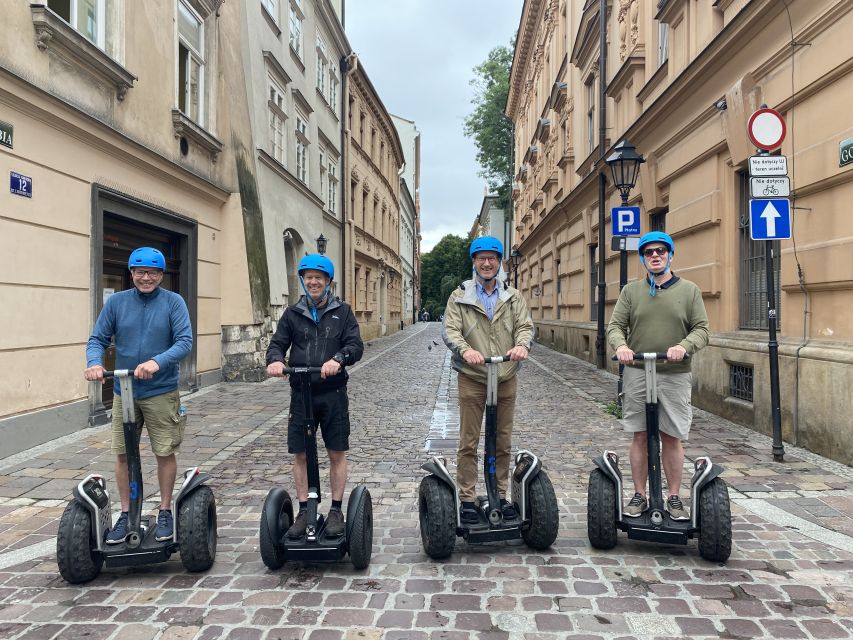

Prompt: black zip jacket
[{"left": 266, "top": 296, "right": 364, "bottom": 391}]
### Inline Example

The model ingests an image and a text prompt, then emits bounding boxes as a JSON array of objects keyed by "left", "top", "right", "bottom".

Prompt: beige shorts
[
  {"left": 111, "top": 389, "right": 187, "bottom": 456},
  {"left": 621, "top": 366, "right": 693, "bottom": 441}
]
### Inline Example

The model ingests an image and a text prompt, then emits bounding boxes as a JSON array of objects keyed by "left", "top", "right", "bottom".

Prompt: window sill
[
  {"left": 261, "top": 3, "right": 281, "bottom": 36},
  {"left": 31, "top": 4, "right": 136, "bottom": 101},
  {"left": 171, "top": 110, "right": 223, "bottom": 161}
]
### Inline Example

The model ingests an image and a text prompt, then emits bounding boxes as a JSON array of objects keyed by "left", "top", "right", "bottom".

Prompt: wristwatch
[{"left": 332, "top": 353, "right": 346, "bottom": 366}]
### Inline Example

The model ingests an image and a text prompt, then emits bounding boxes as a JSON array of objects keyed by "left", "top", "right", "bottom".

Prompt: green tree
[
  {"left": 463, "top": 43, "right": 514, "bottom": 210},
  {"left": 420, "top": 234, "right": 472, "bottom": 312}
]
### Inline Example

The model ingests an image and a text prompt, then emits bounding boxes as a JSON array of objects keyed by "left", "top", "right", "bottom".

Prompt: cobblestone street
[{"left": 0, "top": 323, "right": 851, "bottom": 639}]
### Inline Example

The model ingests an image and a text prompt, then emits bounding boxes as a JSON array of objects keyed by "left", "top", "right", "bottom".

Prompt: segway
[
  {"left": 418, "top": 356, "right": 559, "bottom": 559},
  {"left": 259, "top": 366, "right": 373, "bottom": 570},
  {"left": 56, "top": 370, "right": 217, "bottom": 584},
  {"left": 587, "top": 353, "right": 732, "bottom": 562}
]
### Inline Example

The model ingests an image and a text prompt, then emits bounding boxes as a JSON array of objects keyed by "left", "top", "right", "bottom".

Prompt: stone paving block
[
  {"left": 534, "top": 612, "right": 573, "bottom": 632},
  {"left": 761, "top": 618, "right": 808, "bottom": 638},
  {"left": 802, "top": 618, "right": 851, "bottom": 638}
]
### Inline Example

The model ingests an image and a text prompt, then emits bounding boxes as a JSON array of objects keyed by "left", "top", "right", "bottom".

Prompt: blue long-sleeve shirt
[{"left": 86, "top": 287, "right": 193, "bottom": 399}]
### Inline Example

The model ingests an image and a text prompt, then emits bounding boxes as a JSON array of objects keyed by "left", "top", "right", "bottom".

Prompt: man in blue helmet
[
  {"left": 442, "top": 236, "right": 534, "bottom": 525},
  {"left": 607, "top": 231, "right": 709, "bottom": 521},
  {"left": 265, "top": 254, "right": 364, "bottom": 539},
  {"left": 85, "top": 246, "right": 193, "bottom": 544}
]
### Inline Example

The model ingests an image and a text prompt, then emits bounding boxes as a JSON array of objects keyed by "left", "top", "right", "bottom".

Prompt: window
[
  {"left": 177, "top": 0, "right": 205, "bottom": 125},
  {"left": 329, "top": 69, "right": 339, "bottom": 112},
  {"left": 48, "top": 0, "right": 105, "bottom": 48},
  {"left": 729, "top": 363, "right": 754, "bottom": 402},
  {"left": 650, "top": 208, "right": 667, "bottom": 232},
  {"left": 268, "top": 75, "right": 287, "bottom": 165},
  {"left": 589, "top": 244, "right": 598, "bottom": 320},
  {"left": 658, "top": 22, "right": 669, "bottom": 67},
  {"left": 738, "top": 172, "right": 780, "bottom": 329},
  {"left": 328, "top": 160, "right": 338, "bottom": 214},
  {"left": 359, "top": 111, "right": 366, "bottom": 147},
  {"left": 319, "top": 146, "right": 327, "bottom": 203},
  {"left": 586, "top": 77, "right": 595, "bottom": 154},
  {"left": 295, "top": 109, "right": 309, "bottom": 184},
  {"left": 288, "top": 1, "right": 302, "bottom": 58},
  {"left": 261, "top": 0, "right": 278, "bottom": 21},
  {"left": 316, "top": 36, "right": 328, "bottom": 97}
]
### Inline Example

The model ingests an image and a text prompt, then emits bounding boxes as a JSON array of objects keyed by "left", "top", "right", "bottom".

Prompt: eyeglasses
[
  {"left": 642, "top": 247, "right": 669, "bottom": 257},
  {"left": 131, "top": 269, "right": 163, "bottom": 278},
  {"left": 474, "top": 256, "right": 500, "bottom": 263}
]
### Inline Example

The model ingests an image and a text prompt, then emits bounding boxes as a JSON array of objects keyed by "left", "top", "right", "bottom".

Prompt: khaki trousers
[{"left": 456, "top": 373, "right": 518, "bottom": 502}]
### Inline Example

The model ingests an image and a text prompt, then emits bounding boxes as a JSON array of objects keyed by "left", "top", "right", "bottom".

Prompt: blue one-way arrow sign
[{"left": 749, "top": 199, "right": 791, "bottom": 240}]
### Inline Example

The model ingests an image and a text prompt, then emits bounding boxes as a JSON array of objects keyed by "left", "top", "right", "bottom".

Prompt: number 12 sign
[{"left": 10, "top": 171, "right": 32, "bottom": 198}]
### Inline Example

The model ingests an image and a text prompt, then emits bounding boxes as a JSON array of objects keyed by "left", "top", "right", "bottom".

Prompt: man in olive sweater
[{"left": 607, "top": 232, "right": 709, "bottom": 521}]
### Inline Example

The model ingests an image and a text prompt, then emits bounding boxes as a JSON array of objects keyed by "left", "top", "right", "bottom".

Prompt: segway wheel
[
  {"left": 259, "top": 489, "right": 292, "bottom": 570},
  {"left": 587, "top": 469, "right": 618, "bottom": 550},
  {"left": 418, "top": 475, "right": 456, "bottom": 559},
  {"left": 698, "top": 477, "right": 732, "bottom": 563},
  {"left": 521, "top": 469, "right": 559, "bottom": 550},
  {"left": 178, "top": 486, "right": 217, "bottom": 572},
  {"left": 56, "top": 500, "right": 103, "bottom": 584},
  {"left": 347, "top": 489, "right": 373, "bottom": 570}
]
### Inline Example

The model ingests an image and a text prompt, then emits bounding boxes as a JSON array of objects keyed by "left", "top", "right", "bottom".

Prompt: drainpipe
[
  {"left": 595, "top": 0, "right": 608, "bottom": 369},
  {"left": 340, "top": 53, "right": 349, "bottom": 300}
]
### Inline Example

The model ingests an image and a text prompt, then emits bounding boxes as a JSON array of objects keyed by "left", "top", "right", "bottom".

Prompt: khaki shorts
[
  {"left": 111, "top": 389, "right": 187, "bottom": 456},
  {"left": 621, "top": 366, "right": 693, "bottom": 441}
]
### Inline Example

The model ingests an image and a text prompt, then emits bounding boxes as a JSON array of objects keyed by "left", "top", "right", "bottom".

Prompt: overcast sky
[{"left": 345, "top": 2, "right": 521, "bottom": 253}]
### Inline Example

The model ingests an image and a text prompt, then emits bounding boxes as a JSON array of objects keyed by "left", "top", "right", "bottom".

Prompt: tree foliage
[
  {"left": 463, "top": 43, "right": 514, "bottom": 210},
  {"left": 420, "top": 234, "right": 472, "bottom": 315}
]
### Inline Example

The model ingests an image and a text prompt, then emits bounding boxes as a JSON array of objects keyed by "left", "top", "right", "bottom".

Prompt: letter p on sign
[{"left": 611, "top": 206, "right": 641, "bottom": 236}]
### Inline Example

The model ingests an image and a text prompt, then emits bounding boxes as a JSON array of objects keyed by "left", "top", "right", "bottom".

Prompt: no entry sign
[{"left": 747, "top": 108, "right": 786, "bottom": 151}]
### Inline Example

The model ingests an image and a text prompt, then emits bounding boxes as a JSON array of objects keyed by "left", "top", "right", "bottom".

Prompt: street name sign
[
  {"left": 840, "top": 136, "right": 853, "bottom": 167},
  {"left": 10, "top": 172, "right": 31, "bottom": 198},
  {"left": 611, "top": 206, "right": 640, "bottom": 237},
  {"left": 747, "top": 108, "right": 786, "bottom": 151},
  {"left": 750, "top": 176, "right": 790, "bottom": 198},
  {"left": 749, "top": 155, "right": 788, "bottom": 176},
  {"left": 749, "top": 199, "right": 791, "bottom": 240},
  {"left": 0, "top": 121, "right": 12, "bottom": 149}
]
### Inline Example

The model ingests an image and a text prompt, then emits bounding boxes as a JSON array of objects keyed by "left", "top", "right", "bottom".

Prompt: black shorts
[{"left": 287, "top": 386, "right": 351, "bottom": 453}]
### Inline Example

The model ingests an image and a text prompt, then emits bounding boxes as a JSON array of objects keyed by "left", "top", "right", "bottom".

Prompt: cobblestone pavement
[{"left": 0, "top": 323, "right": 851, "bottom": 639}]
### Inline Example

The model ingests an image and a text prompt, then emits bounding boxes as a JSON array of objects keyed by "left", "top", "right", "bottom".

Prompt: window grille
[
  {"left": 729, "top": 363, "right": 753, "bottom": 402},
  {"left": 589, "top": 244, "right": 598, "bottom": 321},
  {"left": 650, "top": 208, "right": 667, "bottom": 232}
]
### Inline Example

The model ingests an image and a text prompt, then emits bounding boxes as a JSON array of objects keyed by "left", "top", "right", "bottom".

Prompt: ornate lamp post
[
  {"left": 510, "top": 248, "right": 522, "bottom": 289},
  {"left": 316, "top": 233, "right": 328, "bottom": 255}
]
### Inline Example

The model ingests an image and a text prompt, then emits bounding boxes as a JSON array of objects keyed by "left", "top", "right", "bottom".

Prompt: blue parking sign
[
  {"left": 611, "top": 206, "right": 640, "bottom": 236},
  {"left": 749, "top": 199, "right": 790, "bottom": 240}
]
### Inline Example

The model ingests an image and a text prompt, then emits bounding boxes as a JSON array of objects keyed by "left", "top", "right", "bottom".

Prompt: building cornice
[{"left": 507, "top": 0, "right": 547, "bottom": 118}]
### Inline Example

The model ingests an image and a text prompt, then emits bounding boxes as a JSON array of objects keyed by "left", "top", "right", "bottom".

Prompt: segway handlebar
[
  {"left": 101, "top": 369, "right": 134, "bottom": 379},
  {"left": 484, "top": 355, "right": 511, "bottom": 364},
  {"left": 282, "top": 366, "right": 323, "bottom": 375},
  {"left": 611, "top": 353, "right": 691, "bottom": 361}
]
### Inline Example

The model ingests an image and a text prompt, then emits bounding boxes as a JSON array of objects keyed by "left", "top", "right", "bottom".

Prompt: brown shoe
[
  {"left": 287, "top": 509, "right": 308, "bottom": 539},
  {"left": 325, "top": 509, "right": 345, "bottom": 537}
]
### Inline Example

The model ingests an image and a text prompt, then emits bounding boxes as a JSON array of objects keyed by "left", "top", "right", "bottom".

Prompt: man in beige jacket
[{"left": 441, "top": 236, "right": 534, "bottom": 525}]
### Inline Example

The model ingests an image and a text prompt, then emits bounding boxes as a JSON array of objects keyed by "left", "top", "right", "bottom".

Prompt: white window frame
[
  {"left": 295, "top": 108, "right": 309, "bottom": 184},
  {"left": 586, "top": 78, "right": 595, "bottom": 154},
  {"left": 49, "top": 0, "right": 106, "bottom": 48},
  {"left": 261, "top": 0, "right": 278, "bottom": 22},
  {"left": 288, "top": 1, "right": 303, "bottom": 59},
  {"left": 316, "top": 35, "right": 328, "bottom": 98},
  {"left": 658, "top": 22, "right": 669, "bottom": 67},
  {"left": 268, "top": 74, "right": 288, "bottom": 165},
  {"left": 328, "top": 159, "right": 338, "bottom": 214},
  {"left": 319, "top": 145, "right": 327, "bottom": 206},
  {"left": 177, "top": 0, "right": 206, "bottom": 126},
  {"left": 328, "top": 69, "right": 339, "bottom": 113}
]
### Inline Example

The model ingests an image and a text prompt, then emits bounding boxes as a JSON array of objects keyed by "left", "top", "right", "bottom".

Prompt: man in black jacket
[{"left": 266, "top": 254, "right": 364, "bottom": 538}]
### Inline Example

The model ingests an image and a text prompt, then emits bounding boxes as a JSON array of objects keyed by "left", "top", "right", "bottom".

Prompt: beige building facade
[
  {"left": 0, "top": 0, "right": 259, "bottom": 456},
  {"left": 343, "top": 57, "right": 405, "bottom": 341},
  {"left": 507, "top": 0, "right": 853, "bottom": 465}
]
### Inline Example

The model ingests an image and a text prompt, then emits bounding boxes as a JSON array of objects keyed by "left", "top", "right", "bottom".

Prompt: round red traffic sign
[{"left": 747, "top": 108, "right": 786, "bottom": 151}]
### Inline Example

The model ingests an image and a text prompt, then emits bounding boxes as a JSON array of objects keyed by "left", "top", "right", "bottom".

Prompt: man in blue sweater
[{"left": 85, "top": 247, "right": 193, "bottom": 544}]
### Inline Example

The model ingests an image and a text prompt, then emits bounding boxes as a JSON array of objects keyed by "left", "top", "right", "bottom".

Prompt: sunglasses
[{"left": 642, "top": 247, "right": 669, "bottom": 257}]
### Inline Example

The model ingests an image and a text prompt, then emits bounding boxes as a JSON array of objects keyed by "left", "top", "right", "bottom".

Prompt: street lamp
[
  {"left": 316, "top": 233, "right": 328, "bottom": 255},
  {"left": 510, "top": 248, "right": 522, "bottom": 289},
  {"left": 605, "top": 139, "right": 644, "bottom": 414}
]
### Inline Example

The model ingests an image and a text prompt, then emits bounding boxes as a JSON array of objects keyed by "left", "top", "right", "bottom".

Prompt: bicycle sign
[{"left": 750, "top": 176, "right": 790, "bottom": 199}]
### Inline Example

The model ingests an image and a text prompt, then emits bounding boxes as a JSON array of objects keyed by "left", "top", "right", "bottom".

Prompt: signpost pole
[{"left": 765, "top": 240, "right": 785, "bottom": 461}]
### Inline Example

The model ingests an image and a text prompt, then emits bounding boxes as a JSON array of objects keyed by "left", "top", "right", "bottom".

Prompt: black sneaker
[
  {"left": 155, "top": 510, "right": 173, "bottom": 542},
  {"left": 500, "top": 498, "right": 518, "bottom": 520},
  {"left": 460, "top": 502, "right": 480, "bottom": 525},
  {"left": 666, "top": 495, "right": 690, "bottom": 521},
  {"left": 287, "top": 509, "right": 308, "bottom": 539},
  {"left": 325, "top": 509, "right": 345, "bottom": 537},
  {"left": 624, "top": 492, "right": 648, "bottom": 518},
  {"left": 105, "top": 511, "right": 129, "bottom": 544}
]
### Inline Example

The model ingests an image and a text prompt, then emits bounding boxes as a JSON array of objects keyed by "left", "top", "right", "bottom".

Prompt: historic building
[
  {"left": 470, "top": 194, "right": 512, "bottom": 258},
  {"left": 343, "top": 56, "right": 405, "bottom": 341},
  {"left": 507, "top": 0, "right": 853, "bottom": 465},
  {"left": 0, "top": 0, "right": 258, "bottom": 455},
  {"left": 391, "top": 114, "right": 422, "bottom": 327}
]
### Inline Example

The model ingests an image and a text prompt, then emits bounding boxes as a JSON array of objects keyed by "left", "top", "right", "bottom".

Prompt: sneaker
[
  {"left": 325, "top": 509, "right": 345, "bottom": 538},
  {"left": 500, "top": 498, "right": 518, "bottom": 520},
  {"left": 155, "top": 509, "right": 174, "bottom": 541},
  {"left": 105, "top": 512, "right": 129, "bottom": 544},
  {"left": 624, "top": 492, "right": 648, "bottom": 518},
  {"left": 666, "top": 495, "right": 690, "bottom": 521},
  {"left": 287, "top": 509, "right": 308, "bottom": 539},
  {"left": 460, "top": 502, "right": 480, "bottom": 525}
]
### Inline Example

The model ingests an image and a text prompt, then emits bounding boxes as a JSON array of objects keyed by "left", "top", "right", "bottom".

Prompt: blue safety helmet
[
  {"left": 638, "top": 231, "right": 674, "bottom": 296},
  {"left": 128, "top": 247, "right": 166, "bottom": 271},
  {"left": 469, "top": 236, "right": 504, "bottom": 260},
  {"left": 297, "top": 254, "right": 334, "bottom": 281}
]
